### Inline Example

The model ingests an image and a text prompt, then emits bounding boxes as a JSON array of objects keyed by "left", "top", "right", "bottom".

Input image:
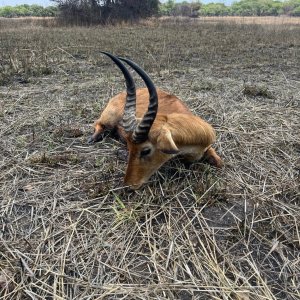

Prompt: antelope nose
[
  {"left": 88, "top": 132, "right": 103, "bottom": 144},
  {"left": 87, "top": 136, "right": 95, "bottom": 144}
]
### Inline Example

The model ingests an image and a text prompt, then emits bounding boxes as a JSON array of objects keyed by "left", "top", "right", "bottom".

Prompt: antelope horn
[
  {"left": 119, "top": 57, "right": 158, "bottom": 143},
  {"left": 100, "top": 52, "right": 136, "bottom": 133}
]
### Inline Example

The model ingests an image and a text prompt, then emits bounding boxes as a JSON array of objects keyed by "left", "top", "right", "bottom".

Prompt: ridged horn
[
  {"left": 119, "top": 57, "right": 158, "bottom": 143},
  {"left": 100, "top": 52, "right": 136, "bottom": 133}
]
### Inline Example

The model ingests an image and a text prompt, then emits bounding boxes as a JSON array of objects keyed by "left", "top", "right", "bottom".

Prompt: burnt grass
[{"left": 0, "top": 18, "right": 299, "bottom": 299}]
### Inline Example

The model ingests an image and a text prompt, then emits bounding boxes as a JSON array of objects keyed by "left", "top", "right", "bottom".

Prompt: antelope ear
[{"left": 156, "top": 128, "right": 179, "bottom": 154}]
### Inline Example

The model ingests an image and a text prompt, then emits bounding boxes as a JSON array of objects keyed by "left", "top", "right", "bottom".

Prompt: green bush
[
  {"left": 231, "top": 0, "right": 283, "bottom": 16},
  {"left": 282, "top": 0, "right": 300, "bottom": 15},
  {"left": 290, "top": 5, "right": 300, "bottom": 15},
  {"left": 200, "top": 3, "right": 230, "bottom": 16},
  {"left": 159, "top": 0, "right": 201, "bottom": 17}
]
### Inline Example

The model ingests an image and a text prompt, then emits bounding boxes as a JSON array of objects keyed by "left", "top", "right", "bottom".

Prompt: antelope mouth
[{"left": 87, "top": 132, "right": 102, "bottom": 144}]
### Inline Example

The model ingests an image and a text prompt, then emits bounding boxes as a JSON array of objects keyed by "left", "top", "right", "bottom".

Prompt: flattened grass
[{"left": 0, "top": 18, "right": 299, "bottom": 299}]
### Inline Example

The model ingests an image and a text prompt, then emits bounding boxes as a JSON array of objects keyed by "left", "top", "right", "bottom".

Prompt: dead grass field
[
  {"left": 0, "top": 17, "right": 57, "bottom": 29},
  {"left": 1, "top": 15, "right": 300, "bottom": 29},
  {"left": 0, "top": 17, "right": 299, "bottom": 299},
  {"left": 199, "top": 16, "right": 300, "bottom": 25}
]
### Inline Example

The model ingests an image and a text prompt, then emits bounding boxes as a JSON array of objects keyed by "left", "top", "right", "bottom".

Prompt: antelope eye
[{"left": 140, "top": 147, "right": 151, "bottom": 157}]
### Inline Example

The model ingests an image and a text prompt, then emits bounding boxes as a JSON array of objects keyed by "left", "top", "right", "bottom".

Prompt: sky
[
  {"left": 0, "top": 0, "right": 53, "bottom": 6},
  {"left": 0, "top": 0, "right": 232, "bottom": 7}
]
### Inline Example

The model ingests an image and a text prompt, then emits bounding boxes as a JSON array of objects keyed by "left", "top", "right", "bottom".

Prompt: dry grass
[
  {"left": 0, "top": 17, "right": 57, "bottom": 29},
  {"left": 199, "top": 16, "right": 300, "bottom": 25},
  {"left": 1, "top": 15, "right": 299, "bottom": 30},
  {"left": 0, "top": 17, "right": 299, "bottom": 299}
]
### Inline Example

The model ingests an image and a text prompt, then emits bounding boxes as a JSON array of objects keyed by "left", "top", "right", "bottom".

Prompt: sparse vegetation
[
  {"left": 242, "top": 83, "right": 274, "bottom": 98},
  {"left": 0, "top": 17, "right": 299, "bottom": 299}
]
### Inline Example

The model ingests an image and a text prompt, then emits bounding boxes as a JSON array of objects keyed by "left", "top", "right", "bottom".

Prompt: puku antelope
[{"left": 89, "top": 52, "right": 223, "bottom": 189}]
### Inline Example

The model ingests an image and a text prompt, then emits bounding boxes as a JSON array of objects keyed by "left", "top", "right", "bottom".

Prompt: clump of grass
[
  {"left": 0, "top": 16, "right": 58, "bottom": 30},
  {"left": 52, "top": 125, "right": 84, "bottom": 138},
  {"left": 191, "top": 80, "right": 217, "bottom": 92},
  {"left": 29, "top": 152, "right": 81, "bottom": 166},
  {"left": 243, "top": 83, "right": 274, "bottom": 98}
]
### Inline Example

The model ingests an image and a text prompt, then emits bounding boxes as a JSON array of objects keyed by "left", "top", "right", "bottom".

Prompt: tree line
[
  {"left": 0, "top": 0, "right": 299, "bottom": 21},
  {"left": 0, "top": 4, "right": 58, "bottom": 18},
  {"left": 161, "top": 0, "right": 300, "bottom": 17}
]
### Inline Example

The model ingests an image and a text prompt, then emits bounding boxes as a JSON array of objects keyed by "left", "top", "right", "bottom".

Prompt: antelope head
[{"left": 100, "top": 52, "right": 183, "bottom": 189}]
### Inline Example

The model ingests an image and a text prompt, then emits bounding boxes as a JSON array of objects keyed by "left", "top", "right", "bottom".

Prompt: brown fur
[{"left": 92, "top": 87, "right": 223, "bottom": 189}]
